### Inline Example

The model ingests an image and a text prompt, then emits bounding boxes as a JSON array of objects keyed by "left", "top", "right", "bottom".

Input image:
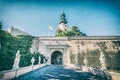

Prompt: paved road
[{"left": 14, "top": 65, "right": 108, "bottom": 80}]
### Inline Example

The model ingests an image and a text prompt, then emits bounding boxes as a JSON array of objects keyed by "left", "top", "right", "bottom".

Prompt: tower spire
[
  {"left": 57, "top": 10, "right": 69, "bottom": 31},
  {"left": 62, "top": 8, "right": 64, "bottom": 14},
  {"left": 59, "top": 9, "right": 67, "bottom": 24}
]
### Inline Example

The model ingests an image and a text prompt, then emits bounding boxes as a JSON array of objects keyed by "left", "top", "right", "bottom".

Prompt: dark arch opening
[{"left": 51, "top": 51, "right": 63, "bottom": 65}]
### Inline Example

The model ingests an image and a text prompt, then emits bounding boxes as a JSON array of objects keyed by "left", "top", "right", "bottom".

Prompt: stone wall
[
  {"left": 0, "top": 64, "right": 45, "bottom": 80},
  {"left": 31, "top": 36, "right": 120, "bottom": 71},
  {"left": 69, "top": 40, "right": 120, "bottom": 70},
  {"left": 30, "top": 37, "right": 39, "bottom": 53},
  {"left": 109, "top": 72, "right": 120, "bottom": 80}
]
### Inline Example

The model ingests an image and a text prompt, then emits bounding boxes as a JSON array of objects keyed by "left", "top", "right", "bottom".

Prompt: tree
[
  {"left": 71, "top": 26, "right": 81, "bottom": 36},
  {"left": 0, "top": 22, "right": 2, "bottom": 31},
  {"left": 55, "top": 29, "right": 65, "bottom": 37},
  {"left": 70, "top": 26, "right": 87, "bottom": 36},
  {"left": 0, "top": 29, "right": 46, "bottom": 71},
  {"left": 55, "top": 26, "right": 87, "bottom": 37},
  {"left": 0, "top": 22, "right": 2, "bottom": 50}
]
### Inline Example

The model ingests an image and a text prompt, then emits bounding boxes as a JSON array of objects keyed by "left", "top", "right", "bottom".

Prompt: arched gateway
[
  {"left": 31, "top": 36, "right": 120, "bottom": 67},
  {"left": 51, "top": 51, "right": 63, "bottom": 65}
]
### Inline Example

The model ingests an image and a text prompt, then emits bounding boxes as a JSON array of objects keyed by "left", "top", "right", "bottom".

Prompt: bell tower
[{"left": 58, "top": 10, "right": 68, "bottom": 31}]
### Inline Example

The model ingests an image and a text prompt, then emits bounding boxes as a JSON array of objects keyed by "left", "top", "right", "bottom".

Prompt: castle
[
  {"left": 7, "top": 11, "right": 120, "bottom": 70},
  {"left": 6, "top": 26, "right": 29, "bottom": 36},
  {"left": 30, "top": 11, "right": 120, "bottom": 71}
]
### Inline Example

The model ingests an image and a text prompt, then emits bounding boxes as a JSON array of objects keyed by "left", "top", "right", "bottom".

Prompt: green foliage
[
  {"left": 55, "top": 26, "right": 87, "bottom": 37},
  {"left": 0, "top": 22, "right": 2, "bottom": 31},
  {"left": 19, "top": 52, "right": 32, "bottom": 67},
  {"left": 0, "top": 30, "right": 16, "bottom": 71},
  {"left": 0, "top": 22, "right": 3, "bottom": 46},
  {"left": 32, "top": 52, "right": 45, "bottom": 65},
  {"left": 0, "top": 30, "right": 45, "bottom": 71},
  {"left": 55, "top": 29, "right": 65, "bottom": 37},
  {"left": 71, "top": 26, "right": 80, "bottom": 36}
]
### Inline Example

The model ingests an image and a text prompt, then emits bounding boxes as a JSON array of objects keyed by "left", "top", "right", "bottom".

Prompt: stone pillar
[
  {"left": 38, "top": 55, "right": 41, "bottom": 67},
  {"left": 67, "top": 49, "right": 71, "bottom": 65},
  {"left": 63, "top": 48, "right": 70, "bottom": 65},
  {"left": 48, "top": 55, "right": 51, "bottom": 65},
  {"left": 47, "top": 48, "right": 51, "bottom": 65}
]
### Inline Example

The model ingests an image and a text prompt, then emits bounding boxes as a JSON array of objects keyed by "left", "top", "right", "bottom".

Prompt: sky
[{"left": 0, "top": 0, "right": 120, "bottom": 36}]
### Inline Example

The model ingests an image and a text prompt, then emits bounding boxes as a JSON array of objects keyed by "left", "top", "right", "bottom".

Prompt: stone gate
[{"left": 30, "top": 36, "right": 120, "bottom": 70}]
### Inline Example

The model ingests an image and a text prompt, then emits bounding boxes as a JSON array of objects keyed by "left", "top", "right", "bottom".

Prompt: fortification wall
[
  {"left": 36, "top": 36, "right": 120, "bottom": 71},
  {"left": 68, "top": 40, "right": 120, "bottom": 70}
]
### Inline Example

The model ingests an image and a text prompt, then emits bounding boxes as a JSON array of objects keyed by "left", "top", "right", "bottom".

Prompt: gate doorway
[{"left": 51, "top": 51, "right": 63, "bottom": 65}]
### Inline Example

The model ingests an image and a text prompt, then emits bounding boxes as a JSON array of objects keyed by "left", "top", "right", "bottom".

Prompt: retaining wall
[
  {"left": 109, "top": 72, "right": 120, "bottom": 80},
  {"left": 0, "top": 64, "right": 45, "bottom": 80}
]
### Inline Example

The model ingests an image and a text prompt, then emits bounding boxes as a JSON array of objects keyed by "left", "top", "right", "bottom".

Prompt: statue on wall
[
  {"left": 31, "top": 57, "right": 35, "bottom": 71},
  {"left": 99, "top": 51, "right": 106, "bottom": 70},
  {"left": 13, "top": 50, "right": 21, "bottom": 69},
  {"left": 83, "top": 56, "right": 88, "bottom": 71},
  {"left": 83, "top": 57, "right": 88, "bottom": 67},
  {"left": 31, "top": 57, "right": 35, "bottom": 66}
]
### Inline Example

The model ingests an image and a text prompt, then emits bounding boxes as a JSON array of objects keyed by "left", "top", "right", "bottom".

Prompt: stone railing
[
  {"left": 0, "top": 64, "right": 45, "bottom": 80},
  {"left": 109, "top": 72, "right": 120, "bottom": 80}
]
